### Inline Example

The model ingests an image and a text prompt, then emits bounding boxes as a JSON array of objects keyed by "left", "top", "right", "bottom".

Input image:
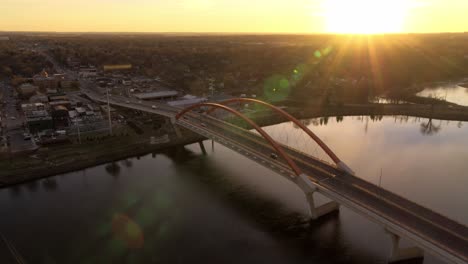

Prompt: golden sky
[{"left": 1, "top": 0, "right": 467, "bottom": 33}]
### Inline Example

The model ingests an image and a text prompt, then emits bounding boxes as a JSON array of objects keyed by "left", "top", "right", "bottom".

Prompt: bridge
[{"left": 88, "top": 92, "right": 467, "bottom": 264}]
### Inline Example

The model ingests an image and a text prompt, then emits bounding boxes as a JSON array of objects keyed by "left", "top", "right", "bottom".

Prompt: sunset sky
[{"left": 1, "top": 0, "right": 467, "bottom": 33}]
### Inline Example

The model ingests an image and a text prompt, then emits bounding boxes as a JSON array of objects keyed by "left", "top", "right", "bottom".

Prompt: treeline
[
  {"left": 12, "top": 33, "right": 468, "bottom": 103},
  {"left": 0, "top": 41, "right": 52, "bottom": 78},
  {"left": 293, "top": 34, "right": 468, "bottom": 104}
]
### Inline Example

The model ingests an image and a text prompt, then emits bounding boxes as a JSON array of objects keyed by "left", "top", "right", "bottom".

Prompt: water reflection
[
  {"left": 123, "top": 159, "right": 133, "bottom": 168},
  {"left": 294, "top": 115, "right": 448, "bottom": 136},
  {"left": 8, "top": 185, "right": 21, "bottom": 198},
  {"left": 263, "top": 116, "right": 468, "bottom": 225},
  {"left": 42, "top": 178, "right": 58, "bottom": 191},
  {"left": 0, "top": 116, "right": 465, "bottom": 264},
  {"left": 420, "top": 118, "right": 442, "bottom": 136},
  {"left": 25, "top": 181, "right": 39, "bottom": 192},
  {"left": 105, "top": 162, "right": 121, "bottom": 178}
]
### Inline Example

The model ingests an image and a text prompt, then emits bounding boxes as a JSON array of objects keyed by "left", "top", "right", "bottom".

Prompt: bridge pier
[
  {"left": 170, "top": 117, "right": 182, "bottom": 138},
  {"left": 387, "top": 231, "right": 424, "bottom": 263},
  {"left": 198, "top": 141, "right": 207, "bottom": 155},
  {"left": 296, "top": 174, "right": 340, "bottom": 220}
]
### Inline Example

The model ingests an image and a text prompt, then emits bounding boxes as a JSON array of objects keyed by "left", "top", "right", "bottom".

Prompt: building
[
  {"left": 29, "top": 94, "right": 49, "bottom": 103},
  {"left": 33, "top": 70, "right": 59, "bottom": 90},
  {"left": 22, "top": 103, "right": 47, "bottom": 116},
  {"left": 49, "top": 95, "right": 69, "bottom": 102},
  {"left": 60, "top": 79, "right": 74, "bottom": 89},
  {"left": 46, "top": 88, "right": 59, "bottom": 95},
  {"left": 49, "top": 100, "right": 71, "bottom": 109},
  {"left": 26, "top": 110, "right": 53, "bottom": 134},
  {"left": 66, "top": 57, "right": 80, "bottom": 68},
  {"left": 167, "top": 95, "right": 207, "bottom": 107},
  {"left": 134, "top": 90, "right": 178, "bottom": 101},
  {"left": 100, "top": 105, "right": 116, "bottom": 113},
  {"left": 79, "top": 67, "right": 98, "bottom": 78},
  {"left": 52, "top": 105, "right": 69, "bottom": 128},
  {"left": 18, "top": 83, "right": 38, "bottom": 99}
]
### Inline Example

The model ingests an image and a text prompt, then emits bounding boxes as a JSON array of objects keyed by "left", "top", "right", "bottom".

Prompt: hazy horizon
[{"left": 2, "top": 0, "right": 468, "bottom": 34}]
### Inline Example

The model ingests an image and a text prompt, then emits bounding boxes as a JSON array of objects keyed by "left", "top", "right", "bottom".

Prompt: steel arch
[
  {"left": 176, "top": 102, "right": 302, "bottom": 177},
  {"left": 208, "top": 98, "right": 342, "bottom": 165}
]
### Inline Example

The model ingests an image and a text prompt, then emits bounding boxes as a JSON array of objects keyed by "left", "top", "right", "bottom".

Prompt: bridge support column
[
  {"left": 386, "top": 231, "right": 424, "bottom": 263},
  {"left": 295, "top": 174, "right": 340, "bottom": 220},
  {"left": 198, "top": 141, "right": 207, "bottom": 155},
  {"left": 170, "top": 117, "right": 182, "bottom": 138}
]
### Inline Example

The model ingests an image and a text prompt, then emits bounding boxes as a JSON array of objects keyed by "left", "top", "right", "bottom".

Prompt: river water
[
  {"left": 417, "top": 83, "right": 468, "bottom": 106},
  {"left": 0, "top": 116, "right": 467, "bottom": 264}
]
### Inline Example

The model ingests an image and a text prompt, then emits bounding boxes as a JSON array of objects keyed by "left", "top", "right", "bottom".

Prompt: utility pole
[
  {"left": 379, "top": 168, "right": 383, "bottom": 198},
  {"left": 77, "top": 124, "right": 81, "bottom": 144},
  {"left": 107, "top": 88, "right": 113, "bottom": 136}
]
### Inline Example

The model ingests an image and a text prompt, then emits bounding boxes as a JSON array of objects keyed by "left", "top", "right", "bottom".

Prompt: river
[
  {"left": 417, "top": 83, "right": 468, "bottom": 106},
  {"left": 0, "top": 116, "right": 466, "bottom": 264}
]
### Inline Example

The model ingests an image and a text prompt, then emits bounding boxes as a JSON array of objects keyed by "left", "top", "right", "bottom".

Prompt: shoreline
[
  {"left": 0, "top": 134, "right": 205, "bottom": 188},
  {"left": 1, "top": 103, "right": 468, "bottom": 188}
]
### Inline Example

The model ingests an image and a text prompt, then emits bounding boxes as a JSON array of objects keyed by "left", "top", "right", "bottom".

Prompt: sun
[{"left": 323, "top": 0, "right": 408, "bottom": 34}]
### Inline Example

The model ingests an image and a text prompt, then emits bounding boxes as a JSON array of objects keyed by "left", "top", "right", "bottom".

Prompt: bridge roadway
[
  {"left": 84, "top": 91, "right": 468, "bottom": 263},
  {"left": 176, "top": 113, "right": 468, "bottom": 264}
]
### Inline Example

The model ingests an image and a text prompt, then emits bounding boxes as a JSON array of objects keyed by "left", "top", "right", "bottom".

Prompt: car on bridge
[{"left": 270, "top": 153, "right": 278, "bottom": 160}]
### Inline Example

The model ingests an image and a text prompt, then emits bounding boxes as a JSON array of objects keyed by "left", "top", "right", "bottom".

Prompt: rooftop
[{"left": 134, "top": 90, "right": 178, "bottom": 100}]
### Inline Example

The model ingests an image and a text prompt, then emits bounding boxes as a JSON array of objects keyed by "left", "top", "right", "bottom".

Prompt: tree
[{"left": 420, "top": 118, "right": 441, "bottom": 136}]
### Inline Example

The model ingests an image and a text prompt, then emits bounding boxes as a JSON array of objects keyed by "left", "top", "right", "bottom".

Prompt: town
[{"left": 0, "top": 32, "right": 468, "bottom": 264}]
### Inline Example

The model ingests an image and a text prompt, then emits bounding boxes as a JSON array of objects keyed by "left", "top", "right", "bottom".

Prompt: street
[{"left": 0, "top": 81, "right": 37, "bottom": 153}]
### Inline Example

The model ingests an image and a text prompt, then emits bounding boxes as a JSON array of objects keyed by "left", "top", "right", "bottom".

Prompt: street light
[{"left": 106, "top": 88, "right": 113, "bottom": 136}]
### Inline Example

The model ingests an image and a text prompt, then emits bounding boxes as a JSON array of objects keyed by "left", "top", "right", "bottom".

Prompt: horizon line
[{"left": 1, "top": 30, "right": 467, "bottom": 36}]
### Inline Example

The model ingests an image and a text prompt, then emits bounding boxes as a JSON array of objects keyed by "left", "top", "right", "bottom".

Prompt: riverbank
[
  {"left": 1, "top": 102, "right": 467, "bottom": 188},
  {"left": 0, "top": 132, "right": 205, "bottom": 188},
  {"left": 242, "top": 103, "right": 468, "bottom": 129},
  {"left": 297, "top": 103, "right": 468, "bottom": 121}
]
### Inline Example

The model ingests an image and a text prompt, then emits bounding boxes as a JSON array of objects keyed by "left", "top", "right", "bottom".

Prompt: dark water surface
[{"left": 0, "top": 116, "right": 466, "bottom": 264}]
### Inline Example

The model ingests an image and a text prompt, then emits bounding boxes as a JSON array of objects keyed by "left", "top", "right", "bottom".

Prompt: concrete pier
[
  {"left": 387, "top": 231, "right": 424, "bottom": 263},
  {"left": 170, "top": 117, "right": 182, "bottom": 138},
  {"left": 198, "top": 141, "right": 207, "bottom": 155},
  {"left": 296, "top": 174, "right": 340, "bottom": 220}
]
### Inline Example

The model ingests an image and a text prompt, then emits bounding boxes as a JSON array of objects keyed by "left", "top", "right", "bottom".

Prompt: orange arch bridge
[
  {"left": 176, "top": 102, "right": 302, "bottom": 177},
  {"left": 176, "top": 100, "right": 354, "bottom": 176},
  {"left": 207, "top": 98, "right": 343, "bottom": 166}
]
